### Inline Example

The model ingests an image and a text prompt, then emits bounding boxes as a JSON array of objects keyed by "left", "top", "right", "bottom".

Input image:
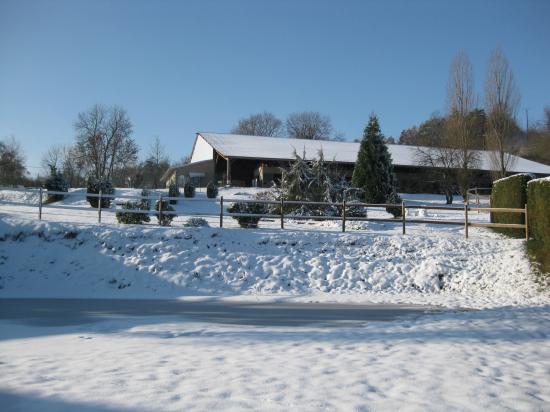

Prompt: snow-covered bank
[{"left": 0, "top": 216, "right": 546, "bottom": 309}]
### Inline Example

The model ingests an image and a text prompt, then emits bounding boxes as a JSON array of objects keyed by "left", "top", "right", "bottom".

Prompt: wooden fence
[{"left": 0, "top": 188, "right": 529, "bottom": 240}]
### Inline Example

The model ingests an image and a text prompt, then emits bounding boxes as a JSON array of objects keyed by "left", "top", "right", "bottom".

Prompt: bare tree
[
  {"left": 286, "top": 111, "right": 333, "bottom": 140},
  {"left": 41, "top": 145, "right": 63, "bottom": 174},
  {"left": 484, "top": 47, "right": 521, "bottom": 178},
  {"left": 446, "top": 52, "right": 480, "bottom": 198},
  {"left": 231, "top": 112, "right": 283, "bottom": 137},
  {"left": 415, "top": 145, "right": 459, "bottom": 204},
  {"left": 0, "top": 136, "right": 27, "bottom": 186},
  {"left": 74, "top": 104, "right": 138, "bottom": 181},
  {"left": 143, "top": 137, "right": 170, "bottom": 189}
]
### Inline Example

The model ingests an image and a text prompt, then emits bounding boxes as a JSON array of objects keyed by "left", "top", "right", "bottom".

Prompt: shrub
[
  {"left": 140, "top": 189, "right": 151, "bottom": 210},
  {"left": 206, "top": 181, "right": 218, "bottom": 198},
  {"left": 116, "top": 200, "right": 150, "bottom": 225},
  {"left": 44, "top": 166, "right": 68, "bottom": 203},
  {"left": 184, "top": 217, "right": 209, "bottom": 227},
  {"left": 527, "top": 177, "right": 550, "bottom": 245},
  {"left": 385, "top": 192, "right": 403, "bottom": 218},
  {"left": 184, "top": 182, "right": 196, "bottom": 198},
  {"left": 155, "top": 199, "right": 176, "bottom": 226},
  {"left": 490, "top": 174, "right": 532, "bottom": 238},
  {"left": 168, "top": 184, "right": 180, "bottom": 204},
  {"left": 228, "top": 200, "right": 267, "bottom": 228},
  {"left": 86, "top": 177, "right": 114, "bottom": 208}
]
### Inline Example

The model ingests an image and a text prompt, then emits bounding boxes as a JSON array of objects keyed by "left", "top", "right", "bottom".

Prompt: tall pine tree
[{"left": 352, "top": 114, "right": 401, "bottom": 215}]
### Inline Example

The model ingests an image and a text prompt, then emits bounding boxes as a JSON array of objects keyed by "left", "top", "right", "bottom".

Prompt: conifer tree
[{"left": 352, "top": 114, "right": 402, "bottom": 216}]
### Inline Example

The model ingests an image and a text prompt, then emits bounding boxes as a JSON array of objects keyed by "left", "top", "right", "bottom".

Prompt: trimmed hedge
[
  {"left": 490, "top": 174, "right": 532, "bottom": 238},
  {"left": 527, "top": 178, "right": 550, "bottom": 245}
]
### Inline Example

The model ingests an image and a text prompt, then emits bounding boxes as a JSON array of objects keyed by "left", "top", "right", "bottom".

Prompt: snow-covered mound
[{"left": 0, "top": 217, "right": 546, "bottom": 308}]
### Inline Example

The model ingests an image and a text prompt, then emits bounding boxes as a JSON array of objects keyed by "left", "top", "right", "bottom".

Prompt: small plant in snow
[
  {"left": 86, "top": 177, "right": 114, "bottom": 208},
  {"left": 155, "top": 199, "right": 176, "bottom": 226},
  {"left": 184, "top": 182, "right": 196, "bottom": 198},
  {"left": 206, "top": 181, "right": 218, "bottom": 198},
  {"left": 44, "top": 165, "right": 68, "bottom": 203},
  {"left": 116, "top": 200, "right": 150, "bottom": 224},
  {"left": 184, "top": 217, "right": 209, "bottom": 227},
  {"left": 168, "top": 184, "right": 180, "bottom": 204},
  {"left": 140, "top": 189, "right": 151, "bottom": 210},
  {"left": 228, "top": 194, "right": 268, "bottom": 228}
]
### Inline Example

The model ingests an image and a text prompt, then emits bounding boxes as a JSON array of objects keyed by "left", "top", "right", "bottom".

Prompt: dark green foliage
[
  {"left": 168, "top": 184, "right": 180, "bottom": 204},
  {"left": 44, "top": 166, "right": 68, "bottom": 203},
  {"left": 526, "top": 178, "right": 550, "bottom": 277},
  {"left": 352, "top": 114, "right": 400, "bottom": 206},
  {"left": 183, "top": 182, "right": 195, "bottom": 198},
  {"left": 116, "top": 200, "right": 150, "bottom": 224},
  {"left": 527, "top": 178, "right": 550, "bottom": 244},
  {"left": 86, "top": 177, "right": 114, "bottom": 208},
  {"left": 228, "top": 197, "right": 267, "bottom": 228},
  {"left": 490, "top": 174, "right": 532, "bottom": 238},
  {"left": 155, "top": 199, "right": 176, "bottom": 226},
  {"left": 206, "top": 181, "right": 219, "bottom": 198},
  {"left": 385, "top": 191, "right": 403, "bottom": 218}
]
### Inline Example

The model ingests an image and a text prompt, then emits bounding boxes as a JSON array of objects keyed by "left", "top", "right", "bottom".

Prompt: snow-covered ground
[{"left": 0, "top": 187, "right": 548, "bottom": 411}]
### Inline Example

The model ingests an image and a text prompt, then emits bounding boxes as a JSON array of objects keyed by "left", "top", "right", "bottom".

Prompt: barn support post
[
  {"left": 226, "top": 157, "right": 231, "bottom": 186},
  {"left": 38, "top": 187, "right": 43, "bottom": 220},
  {"left": 98, "top": 190, "right": 102, "bottom": 223}
]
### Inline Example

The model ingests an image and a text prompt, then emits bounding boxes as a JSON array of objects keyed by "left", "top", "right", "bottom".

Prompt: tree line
[{"left": 0, "top": 104, "right": 188, "bottom": 189}]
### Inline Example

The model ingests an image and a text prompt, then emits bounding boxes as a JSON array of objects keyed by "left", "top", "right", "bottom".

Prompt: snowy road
[
  {"left": 0, "top": 298, "right": 441, "bottom": 328},
  {"left": 1, "top": 299, "right": 549, "bottom": 411}
]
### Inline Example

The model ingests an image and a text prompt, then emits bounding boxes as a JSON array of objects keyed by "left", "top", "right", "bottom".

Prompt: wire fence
[{"left": 0, "top": 187, "right": 529, "bottom": 239}]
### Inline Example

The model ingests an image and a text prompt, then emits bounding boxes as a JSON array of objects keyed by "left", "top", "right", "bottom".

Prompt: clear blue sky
[{"left": 1, "top": 0, "right": 549, "bottom": 174}]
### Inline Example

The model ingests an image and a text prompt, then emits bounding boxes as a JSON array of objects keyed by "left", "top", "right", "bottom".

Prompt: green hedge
[
  {"left": 527, "top": 178, "right": 550, "bottom": 245},
  {"left": 490, "top": 174, "right": 532, "bottom": 238}
]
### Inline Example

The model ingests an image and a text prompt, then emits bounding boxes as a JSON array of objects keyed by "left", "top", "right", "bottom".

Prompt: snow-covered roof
[{"left": 195, "top": 132, "right": 550, "bottom": 175}]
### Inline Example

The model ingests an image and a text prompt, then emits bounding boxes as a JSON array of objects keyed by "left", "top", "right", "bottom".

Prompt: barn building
[{"left": 162, "top": 132, "right": 550, "bottom": 192}]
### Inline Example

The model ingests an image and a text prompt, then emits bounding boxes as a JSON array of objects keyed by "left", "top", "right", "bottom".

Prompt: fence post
[
  {"left": 342, "top": 199, "right": 346, "bottom": 233},
  {"left": 464, "top": 203, "right": 469, "bottom": 239},
  {"left": 158, "top": 193, "right": 162, "bottom": 225},
  {"left": 38, "top": 187, "right": 43, "bottom": 220},
  {"left": 97, "top": 190, "right": 102, "bottom": 223},
  {"left": 280, "top": 198, "right": 284, "bottom": 229},
  {"left": 401, "top": 201, "right": 405, "bottom": 235},
  {"left": 220, "top": 196, "right": 224, "bottom": 228},
  {"left": 525, "top": 203, "right": 529, "bottom": 240}
]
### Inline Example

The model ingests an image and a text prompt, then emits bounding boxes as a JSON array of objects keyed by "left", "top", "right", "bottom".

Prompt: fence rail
[{"left": 0, "top": 188, "right": 529, "bottom": 239}]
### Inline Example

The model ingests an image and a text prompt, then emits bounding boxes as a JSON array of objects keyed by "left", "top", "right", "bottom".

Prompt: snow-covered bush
[
  {"left": 86, "top": 177, "right": 114, "bottom": 208},
  {"left": 184, "top": 182, "right": 195, "bottom": 198},
  {"left": 168, "top": 184, "right": 180, "bottom": 204},
  {"left": 228, "top": 196, "right": 268, "bottom": 228},
  {"left": 116, "top": 200, "right": 150, "bottom": 225},
  {"left": 206, "top": 181, "right": 218, "bottom": 198},
  {"left": 385, "top": 191, "right": 403, "bottom": 218},
  {"left": 44, "top": 166, "right": 68, "bottom": 203},
  {"left": 155, "top": 199, "right": 176, "bottom": 226},
  {"left": 184, "top": 217, "right": 209, "bottom": 227}
]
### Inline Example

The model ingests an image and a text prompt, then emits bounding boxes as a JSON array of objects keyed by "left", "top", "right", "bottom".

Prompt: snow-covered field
[{"left": 0, "top": 187, "right": 548, "bottom": 411}]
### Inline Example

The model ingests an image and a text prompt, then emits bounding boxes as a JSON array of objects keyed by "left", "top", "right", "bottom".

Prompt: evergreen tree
[{"left": 352, "top": 114, "right": 400, "bottom": 209}]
